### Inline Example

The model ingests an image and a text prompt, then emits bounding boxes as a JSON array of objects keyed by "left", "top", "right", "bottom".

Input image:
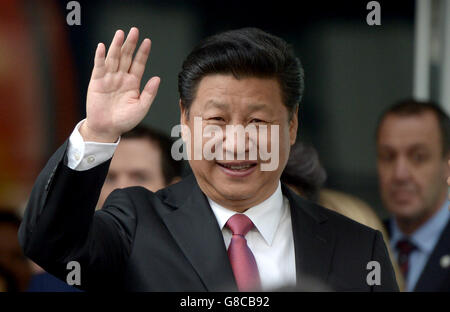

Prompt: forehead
[
  {"left": 110, "top": 138, "right": 161, "bottom": 169},
  {"left": 377, "top": 112, "right": 442, "bottom": 151},
  {"left": 192, "top": 74, "right": 284, "bottom": 112}
]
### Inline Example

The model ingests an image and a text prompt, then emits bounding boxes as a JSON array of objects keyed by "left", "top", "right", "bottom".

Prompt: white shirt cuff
[{"left": 66, "top": 119, "right": 120, "bottom": 171}]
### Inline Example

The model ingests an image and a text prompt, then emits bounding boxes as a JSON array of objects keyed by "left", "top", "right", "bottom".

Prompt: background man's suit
[
  {"left": 18, "top": 141, "right": 399, "bottom": 291},
  {"left": 384, "top": 219, "right": 450, "bottom": 291}
]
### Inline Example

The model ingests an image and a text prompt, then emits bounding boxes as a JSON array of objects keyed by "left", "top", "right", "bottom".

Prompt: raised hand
[{"left": 80, "top": 27, "right": 160, "bottom": 142}]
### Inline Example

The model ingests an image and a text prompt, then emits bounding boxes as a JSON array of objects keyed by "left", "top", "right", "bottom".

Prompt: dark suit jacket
[
  {"left": 19, "top": 141, "right": 399, "bottom": 291},
  {"left": 384, "top": 219, "right": 450, "bottom": 291}
]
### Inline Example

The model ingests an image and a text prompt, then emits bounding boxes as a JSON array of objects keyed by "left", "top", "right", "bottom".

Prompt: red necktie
[
  {"left": 226, "top": 214, "right": 261, "bottom": 291},
  {"left": 396, "top": 239, "right": 417, "bottom": 279}
]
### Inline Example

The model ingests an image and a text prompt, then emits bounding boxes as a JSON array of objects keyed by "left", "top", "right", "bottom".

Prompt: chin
[
  {"left": 218, "top": 184, "right": 256, "bottom": 201},
  {"left": 390, "top": 203, "right": 422, "bottom": 220}
]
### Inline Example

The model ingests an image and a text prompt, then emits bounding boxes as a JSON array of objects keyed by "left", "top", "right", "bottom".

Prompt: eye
[
  {"left": 250, "top": 118, "right": 265, "bottom": 124},
  {"left": 131, "top": 172, "right": 149, "bottom": 183},
  {"left": 105, "top": 173, "right": 116, "bottom": 184},
  {"left": 206, "top": 116, "right": 225, "bottom": 122},
  {"left": 411, "top": 152, "right": 428, "bottom": 164},
  {"left": 378, "top": 151, "right": 394, "bottom": 162},
  {"left": 206, "top": 116, "right": 226, "bottom": 124}
]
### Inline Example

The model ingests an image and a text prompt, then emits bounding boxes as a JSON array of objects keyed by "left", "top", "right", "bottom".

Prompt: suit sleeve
[
  {"left": 18, "top": 140, "right": 137, "bottom": 291},
  {"left": 371, "top": 230, "right": 399, "bottom": 292}
]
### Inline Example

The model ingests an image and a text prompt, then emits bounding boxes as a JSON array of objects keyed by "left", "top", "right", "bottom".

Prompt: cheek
[
  {"left": 188, "top": 159, "right": 215, "bottom": 174},
  {"left": 378, "top": 170, "right": 390, "bottom": 184},
  {"left": 419, "top": 164, "right": 445, "bottom": 190},
  {"left": 377, "top": 165, "right": 394, "bottom": 183}
]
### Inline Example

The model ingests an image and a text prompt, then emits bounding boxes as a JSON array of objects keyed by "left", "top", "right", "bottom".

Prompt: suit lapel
[
  {"left": 157, "top": 177, "right": 335, "bottom": 291},
  {"left": 157, "top": 175, "right": 237, "bottom": 291},
  {"left": 414, "top": 220, "right": 450, "bottom": 291},
  {"left": 282, "top": 184, "right": 335, "bottom": 286}
]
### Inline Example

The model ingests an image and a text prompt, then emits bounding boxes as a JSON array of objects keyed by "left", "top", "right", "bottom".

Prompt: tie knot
[
  {"left": 226, "top": 214, "right": 254, "bottom": 236},
  {"left": 396, "top": 239, "right": 416, "bottom": 255}
]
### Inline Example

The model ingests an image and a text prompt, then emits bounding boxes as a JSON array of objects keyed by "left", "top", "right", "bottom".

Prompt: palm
[{"left": 84, "top": 28, "right": 160, "bottom": 141}]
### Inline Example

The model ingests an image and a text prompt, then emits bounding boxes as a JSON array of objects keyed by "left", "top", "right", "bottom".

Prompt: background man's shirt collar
[{"left": 391, "top": 198, "right": 450, "bottom": 253}]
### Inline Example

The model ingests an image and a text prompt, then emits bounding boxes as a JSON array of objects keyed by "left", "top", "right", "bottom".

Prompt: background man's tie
[
  {"left": 226, "top": 214, "right": 261, "bottom": 291},
  {"left": 396, "top": 238, "right": 417, "bottom": 279}
]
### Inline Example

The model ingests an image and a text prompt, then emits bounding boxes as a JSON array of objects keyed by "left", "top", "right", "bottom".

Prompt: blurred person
[
  {"left": 0, "top": 210, "right": 31, "bottom": 291},
  {"left": 27, "top": 124, "right": 182, "bottom": 291},
  {"left": 97, "top": 125, "right": 183, "bottom": 208},
  {"left": 0, "top": 264, "right": 19, "bottom": 292},
  {"left": 281, "top": 141, "right": 327, "bottom": 203},
  {"left": 0, "top": 209, "right": 78, "bottom": 292},
  {"left": 282, "top": 141, "right": 405, "bottom": 291},
  {"left": 19, "top": 27, "right": 398, "bottom": 291},
  {"left": 376, "top": 99, "right": 450, "bottom": 292}
]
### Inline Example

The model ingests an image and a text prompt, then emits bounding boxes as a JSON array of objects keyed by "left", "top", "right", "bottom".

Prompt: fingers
[
  {"left": 105, "top": 30, "right": 125, "bottom": 72},
  {"left": 119, "top": 27, "right": 139, "bottom": 72},
  {"left": 139, "top": 77, "right": 160, "bottom": 110},
  {"left": 91, "top": 43, "right": 106, "bottom": 79},
  {"left": 102, "top": 27, "right": 151, "bottom": 81},
  {"left": 129, "top": 38, "right": 151, "bottom": 79}
]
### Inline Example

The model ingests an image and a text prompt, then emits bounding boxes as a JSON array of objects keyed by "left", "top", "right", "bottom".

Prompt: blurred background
[{"left": 0, "top": 0, "right": 449, "bottom": 219}]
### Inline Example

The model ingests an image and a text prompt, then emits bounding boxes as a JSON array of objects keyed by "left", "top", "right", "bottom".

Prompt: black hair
[
  {"left": 122, "top": 125, "right": 183, "bottom": 185},
  {"left": 376, "top": 98, "right": 450, "bottom": 156},
  {"left": 281, "top": 141, "right": 327, "bottom": 202},
  {"left": 178, "top": 27, "right": 304, "bottom": 120}
]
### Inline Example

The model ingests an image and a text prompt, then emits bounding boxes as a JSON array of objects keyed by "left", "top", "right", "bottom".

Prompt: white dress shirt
[
  {"left": 209, "top": 183, "right": 296, "bottom": 291},
  {"left": 66, "top": 120, "right": 297, "bottom": 290},
  {"left": 66, "top": 120, "right": 119, "bottom": 171}
]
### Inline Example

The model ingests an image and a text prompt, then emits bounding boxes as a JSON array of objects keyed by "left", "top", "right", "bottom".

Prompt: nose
[
  {"left": 392, "top": 157, "right": 411, "bottom": 182},
  {"left": 223, "top": 124, "right": 253, "bottom": 160}
]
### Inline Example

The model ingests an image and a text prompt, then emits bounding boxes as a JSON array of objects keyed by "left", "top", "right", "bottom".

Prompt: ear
[
  {"left": 289, "top": 106, "right": 299, "bottom": 145},
  {"left": 179, "top": 99, "right": 187, "bottom": 126},
  {"left": 179, "top": 99, "right": 189, "bottom": 141},
  {"left": 444, "top": 154, "right": 450, "bottom": 177},
  {"left": 447, "top": 159, "right": 450, "bottom": 189}
]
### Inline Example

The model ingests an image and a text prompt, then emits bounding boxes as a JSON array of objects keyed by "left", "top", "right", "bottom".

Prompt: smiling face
[
  {"left": 181, "top": 74, "right": 298, "bottom": 212},
  {"left": 377, "top": 111, "right": 450, "bottom": 233}
]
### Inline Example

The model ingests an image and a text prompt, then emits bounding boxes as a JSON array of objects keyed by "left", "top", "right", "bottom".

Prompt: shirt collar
[
  {"left": 391, "top": 198, "right": 450, "bottom": 253},
  {"left": 208, "top": 181, "right": 284, "bottom": 246}
]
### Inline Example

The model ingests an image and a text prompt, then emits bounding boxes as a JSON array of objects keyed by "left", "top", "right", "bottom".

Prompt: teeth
[{"left": 222, "top": 164, "right": 252, "bottom": 170}]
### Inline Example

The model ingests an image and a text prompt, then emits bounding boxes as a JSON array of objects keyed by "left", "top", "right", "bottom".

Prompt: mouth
[
  {"left": 216, "top": 161, "right": 258, "bottom": 177},
  {"left": 390, "top": 189, "right": 416, "bottom": 203}
]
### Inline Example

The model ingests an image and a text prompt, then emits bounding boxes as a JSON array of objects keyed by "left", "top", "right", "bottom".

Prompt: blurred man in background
[
  {"left": 97, "top": 124, "right": 183, "bottom": 209},
  {"left": 376, "top": 99, "right": 450, "bottom": 291},
  {"left": 0, "top": 210, "right": 31, "bottom": 292},
  {"left": 282, "top": 141, "right": 405, "bottom": 290}
]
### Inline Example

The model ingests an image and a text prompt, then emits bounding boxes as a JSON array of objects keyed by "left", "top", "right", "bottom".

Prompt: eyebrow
[
  {"left": 204, "top": 100, "right": 269, "bottom": 112},
  {"left": 378, "top": 143, "right": 430, "bottom": 152},
  {"left": 204, "top": 100, "right": 228, "bottom": 110},
  {"left": 407, "top": 144, "right": 430, "bottom": 152}
]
